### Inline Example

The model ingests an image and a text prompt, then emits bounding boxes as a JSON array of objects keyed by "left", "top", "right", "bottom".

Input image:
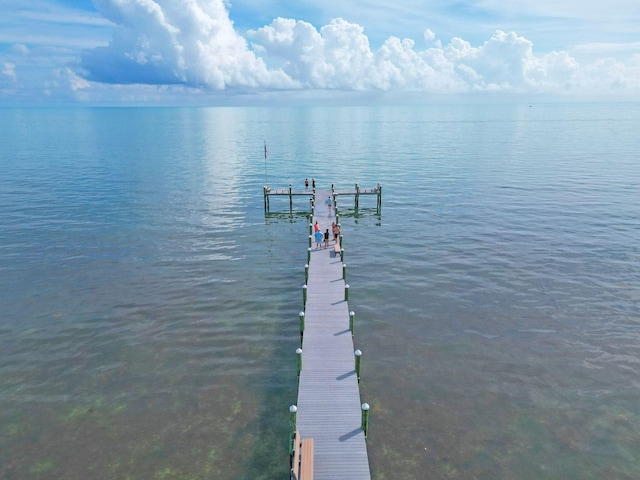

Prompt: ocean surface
[{"left": 1, "top": 103, "right": 639, "bottom": 479}]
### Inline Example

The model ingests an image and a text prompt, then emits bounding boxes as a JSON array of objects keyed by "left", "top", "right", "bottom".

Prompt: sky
[{"left": 1, "top": 0, "right": 639, "bottom": 105}]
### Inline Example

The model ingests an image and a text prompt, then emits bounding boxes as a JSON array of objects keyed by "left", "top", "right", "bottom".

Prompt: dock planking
[{"left": 295, "top": 189, "right": 371, "bottom": 480}]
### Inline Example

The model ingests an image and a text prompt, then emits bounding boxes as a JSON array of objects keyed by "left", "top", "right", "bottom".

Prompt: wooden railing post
[
  {"left": 289, "top": 405, "right": 298, "bottom": 453},
  {"left": 355, "top": 349, "right": 362, "bottom": 381},
  {"left": 296, "top": 348, "right": 303, "bottom": 377},
  {"left": 361, "top": 403, "right": 370, "bottom": 438}
]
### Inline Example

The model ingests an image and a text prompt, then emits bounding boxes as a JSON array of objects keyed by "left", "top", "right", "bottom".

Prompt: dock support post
[
  {"left": 289, "top": 184, "right": 292, "bottom": 210},
  {"left": 361, "top": 403, "right": 370, "bottom": 438},
  {"left": 349, "top": 311, "right": 355, "bottom": 335},
  {"left": 304, "top": 264, "right": 309, "bottom": 283},
  {"left": 355, "top": 349, "right": 362, "bottom": 381},
  {"left": 307, "top": 248, "right": 311, "bottom": 264},
  {"left": 344, "top": 284, "right": 349, "bottom": 301},
  {"left": 340, "top": 248, "right": 344, "bottom": 262},
  {"left": 308, "top": 235, "right": 312, "bottom": 248},
  {"left": 342, "top": 263, "right": 347, "bottom": 280},
  {"left": 339, "top": 234, "right": 343, "bottom": 248},
  {"left": 355, "top": 183, "right": 360, "bottom": 210},
  {"left": 299, "top": 311, "right": 305, "bottom": 339},
  {"left": 377, "top": 183, "right": 382, "bottom": 214},
  {"left": 289, "top": 405, "right": 298, "bottom": 453},
  {"left": 296, "top": 347, "right": 303, "bottom": 377},
  {"left": 263, "top": 186, "right": 271, "bottom": 212},
  {"left": 302, "top": 284, "right": 307, "bottom": 306}
]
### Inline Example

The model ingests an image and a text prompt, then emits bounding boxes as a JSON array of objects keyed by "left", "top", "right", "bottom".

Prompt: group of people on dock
[
  {"left": 314, "top": 220, "right": 340, "bottom": 249},
  {"left": 304, "top": 178, "right": 316, "bottom": 191}
]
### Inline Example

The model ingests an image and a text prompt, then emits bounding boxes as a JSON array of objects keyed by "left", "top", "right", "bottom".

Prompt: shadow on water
[
  {"left": 336, "top": 207, "right": 382, "bottom": 226},
  {"left": 265, "top": 210, "right": 311, "bottom": 224},
  {"left": 264, "top": 193, "right": 314, "bottom": 216}
]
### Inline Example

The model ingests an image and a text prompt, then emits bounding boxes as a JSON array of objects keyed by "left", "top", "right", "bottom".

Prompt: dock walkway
[{"left": 295, "top": 189, "right": 371, "bottom": 480}]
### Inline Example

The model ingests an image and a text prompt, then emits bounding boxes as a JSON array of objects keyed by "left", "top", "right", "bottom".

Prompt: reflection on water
[{"left": 1, "top": 104, "right": 639, "bottom": 479}]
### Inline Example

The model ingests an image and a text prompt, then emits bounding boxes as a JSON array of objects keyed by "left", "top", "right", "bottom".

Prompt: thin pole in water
[{"left": 264, "top": 141, "right": 268, "bottom": 187}]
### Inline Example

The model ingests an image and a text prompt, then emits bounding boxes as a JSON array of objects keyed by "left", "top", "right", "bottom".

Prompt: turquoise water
[{"left": 1, "top": 104, "right": 639, "bottom": 479}]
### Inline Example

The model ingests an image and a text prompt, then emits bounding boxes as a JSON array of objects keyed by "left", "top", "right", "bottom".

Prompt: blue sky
[{"left": 1, "top": 0, "right": 639, "bottom": 105}]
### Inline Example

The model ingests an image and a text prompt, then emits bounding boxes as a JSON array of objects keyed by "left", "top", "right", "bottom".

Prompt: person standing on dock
[
  {"left": 324, "top": 228, "right": 330, "bottom": 249},
  {"left": 314, "top": 229, "right": 323, "bottom": 249},
  {"left": 305, "top": 178, "right": 309, "bottom": 190},
  {"left": 312, "top": 178, "right": 316, "bottom": 189},
  {"left": 332, "top": 222, "right": 340, "bottom": 242},
  {"left": 314, "top": 220, "right": 320, "bottom": 233},
  {"left": 326, "top": 195, "right": 332, "bottom": 212}
]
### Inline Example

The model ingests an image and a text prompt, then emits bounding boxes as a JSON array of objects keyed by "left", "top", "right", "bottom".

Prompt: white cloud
[
  {"left": 423, "top": 29, "right": 437, "bottom": 44},
  {"left": 1, "top": 62, "right": 18, "bottom": 97},
  {"left": 525, "top": 50, "right": 580, "bottom": 90},
  {"left": 38, "top": 66, "right": 207, "bottom": 104},
  {"left": 3, "top": 0, "right": 639, "bottom": 104},
  {"left": 0, "top": 62, "right": 18, "bottom": 96},
  {"left": 461, "top": 30, "right": 534, "bottom": 90},
  {"left": 230, "top": 0, "right": 640, "bottom": 58},
  {"left": 2, "top": 62, "right": 17, "bottom": 81},
  {"left": 250, "top": 18, "right": 637, "bottom": 95},
  {"left": 45, "top": 67, "right": 90, "bottom": 95},
  {"left": 250, "top": 18, "right": 376, "bottom": 89},
  {"left": 82, "top": 0, "right": 295, "bottom": 89}
]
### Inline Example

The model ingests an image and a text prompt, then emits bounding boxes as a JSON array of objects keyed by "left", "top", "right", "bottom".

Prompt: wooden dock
[
  {"left": 292, "top": 189, "right": 372, "bottom": 480},
  {"left": 264, "top": 184, "right": 381, "bottom": 213}
]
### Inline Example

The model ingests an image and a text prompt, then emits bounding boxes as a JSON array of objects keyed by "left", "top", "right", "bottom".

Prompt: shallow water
[{"left": 1, "top": 104, "right": 639, "bottom": 479}]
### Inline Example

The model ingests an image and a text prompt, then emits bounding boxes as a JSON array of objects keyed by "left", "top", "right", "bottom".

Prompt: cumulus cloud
[
  {"left": 81, "top": 0, "right": 295, "bottom": 89},
  {"left": 251, "top": 19, "right": 640, "bottom": 95},
  {"left": 43, "top": 67, "right": 91, "bottom": 101},
  {"left": 250, "top": 21, "right": 543, "bottom": 93},
  {"left": 423, "top": 29, "right": 441, "bottom": 49},
  {"left": 249, "top": 18, "right": 378, "bottom": 90},
  {"left": 75, "top": 0, "right": 639, "bottom": 98}
]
